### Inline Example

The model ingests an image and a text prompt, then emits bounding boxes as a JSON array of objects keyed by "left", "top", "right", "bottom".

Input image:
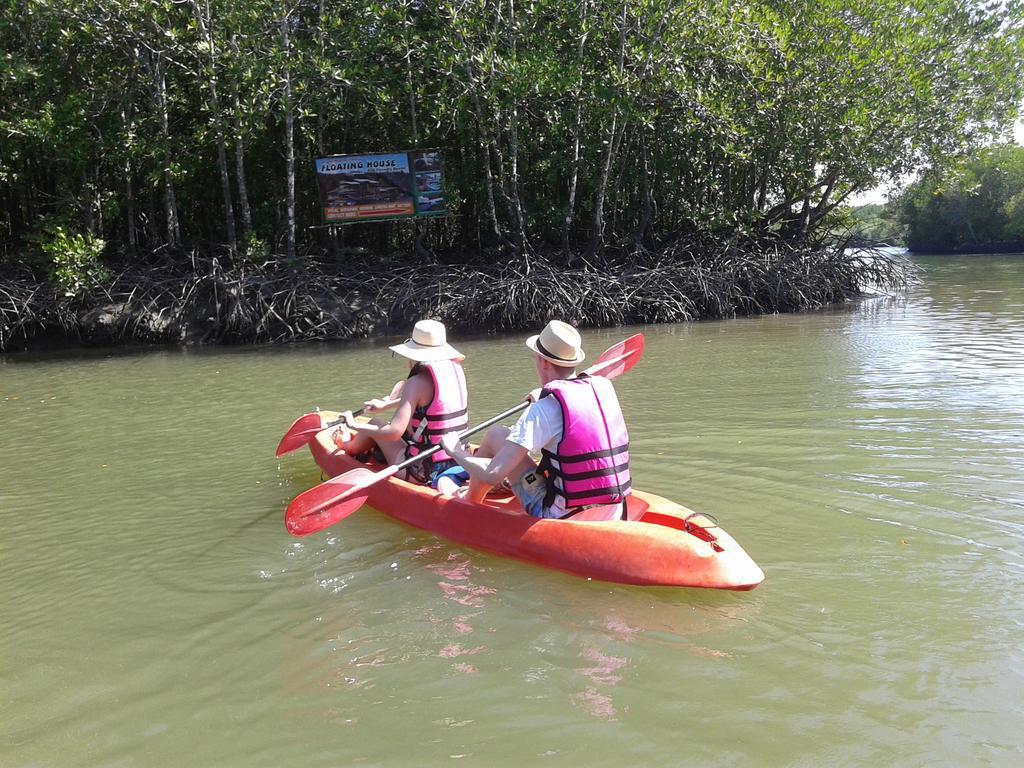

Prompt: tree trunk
[
  {"left": 490, "top": 121, "right": 525, "bottom": 258},
  {"left": 585, "top": 114, "right": 619, "bottom": 259},
  {"left": 755, "top": 167, "right": 769, "bottom": 211},
  {"left": 281, "top": 12, "right": 296, "bottom": 261},
  {"left": 233, "top": 113, "right": 253, "bottom": 238},
  {"left": 154, "top": 53, "right": 180, "bottom": 247},
  {"left": 563, "top": 92, "right": 584, "bottom": 255},
  {"left": 231, "top": 38, "right": 252, "bottom": 238},
  {"left": 584, "top": 0, "right": 627, "bottom": 260},
  {"left": 632, "top": 131, "right": 654, "bottom": 251},
  {"left": 314, "top": 2, "right": 337, "bottom": 259},
  {"left": 609, "top": 125, "right": 631, "bottom": 236},
  {"left": 504, "top": 0, "right": 529, "bottom": 257},
  {"left": 483, "top": 7, "right": 527, "bottom": 259},
  {"left": 124, "top": 147, "right": 137, "bottom": 250},
  {"left": 121, "top": 100, "right": 137, "bottom": 250},
  {"left": 192, "top": 0, "right": 236, "bottom": 256},
  {"left": 562, "top": 0, "right": 588, "bottom": 257},
  {"left": 404, "top": 0, "right": 419, "bottom": 146},
  {"left": 506, "top": 111, "right": 528, "bottom": 256},
  {"left": 80, "top": 167, "right": 94, "bottom": 235},
  {"left": 402, "top": 0, "right": 429, "bottom": 261},
  {"left": 467, "top": 66, "right": 508, "bottom": 249}
]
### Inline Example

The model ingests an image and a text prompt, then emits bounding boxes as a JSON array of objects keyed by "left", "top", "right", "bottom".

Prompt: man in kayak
[
  {"left": 336, "top": 319, "right": 469, "bottom": 488},
  {"left": 440, "top": 320, "right": 631, "bottom": 519}
]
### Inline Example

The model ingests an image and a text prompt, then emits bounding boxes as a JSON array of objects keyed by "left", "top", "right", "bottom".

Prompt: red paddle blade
[
  {"left": 586, "top": 333, "right": 644, "bottom": 379},
  {"left": 285, "top": 489, "right": 370, "bottom": 536},
  {"left": 285, "top": 468, "right": 378, "bottom": 536},
  {"left": 276, "top": 413, "right": 325, "bottom": 457}
]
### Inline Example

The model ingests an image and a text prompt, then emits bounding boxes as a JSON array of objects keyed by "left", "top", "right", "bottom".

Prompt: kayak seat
[
  {"left": 564, "top": 497, "right": 648, "bottom": 522},
  {"left": 566, "top": 504, "right": 623, "bottom": 522}
]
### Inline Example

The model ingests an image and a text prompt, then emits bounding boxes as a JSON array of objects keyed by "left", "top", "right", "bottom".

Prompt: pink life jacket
[
  {"left": 406, "top": 360, "right": 469, "bottom": 463},
  {"left": 538, "top": 375, "right": 631, "bottom": 509}
]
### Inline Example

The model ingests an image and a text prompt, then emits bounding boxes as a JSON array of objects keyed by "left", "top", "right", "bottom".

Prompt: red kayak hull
[{"left": 305, "top": 421, "right": 764, "bottom": 590}]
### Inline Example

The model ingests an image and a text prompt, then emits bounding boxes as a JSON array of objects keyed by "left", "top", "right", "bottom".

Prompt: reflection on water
[
  {"left": 424, "top": 547, "right": 492, "bottom": 674},
  {"left": 2, "top": 253, "right": 1023, "bottom": 765},
  {"left": 572, "top": 643, "right": 628, "bottom": 720}
]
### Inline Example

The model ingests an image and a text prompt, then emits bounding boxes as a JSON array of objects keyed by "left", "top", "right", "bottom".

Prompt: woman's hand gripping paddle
[
  {"left": 274, "top": 381, "right": 404, "bottom": 458},
  {"left": 285, "top": 334, "right": 645, "bottom": 536}
]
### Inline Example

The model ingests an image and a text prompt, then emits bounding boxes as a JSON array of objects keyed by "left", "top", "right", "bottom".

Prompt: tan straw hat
[
  {"left": 525, "top": 320, "right": 585, "bottom": 367},
  {"left": 389, "top": 319, "right": 464, "bottom": 362}
]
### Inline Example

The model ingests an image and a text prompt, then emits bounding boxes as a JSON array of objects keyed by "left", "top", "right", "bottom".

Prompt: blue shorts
[
  {"left": 510, "top": 470, "right": 562, "bottom": 518},
  {"left": 431, "top": 463, "right": 470, "bottom": 490}
]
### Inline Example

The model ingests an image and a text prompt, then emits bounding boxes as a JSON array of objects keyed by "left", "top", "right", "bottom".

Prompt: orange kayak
[{"left": 306, "top": 417, "right": 764, "bottom": 590}]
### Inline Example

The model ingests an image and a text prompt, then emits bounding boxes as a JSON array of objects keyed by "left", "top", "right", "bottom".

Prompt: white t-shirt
[
  {"left": 507, "top": 397, "right": 566, "bottom": 516},
  {"left": 508, "top": 397, "right": 562, "bottom": 452}
]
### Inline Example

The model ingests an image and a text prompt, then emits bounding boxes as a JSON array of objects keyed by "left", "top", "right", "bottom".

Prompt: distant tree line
[
  {"left": 895, "top": 144, "right": 1024, "bottom": 254},
  {"left": 845, "top": 203, "right": 903, "bottom": 247}
]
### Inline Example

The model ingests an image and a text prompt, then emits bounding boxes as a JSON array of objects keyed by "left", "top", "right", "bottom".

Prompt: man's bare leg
[{"left": 464, "top": 426, "right": 534, "bottom": 503}]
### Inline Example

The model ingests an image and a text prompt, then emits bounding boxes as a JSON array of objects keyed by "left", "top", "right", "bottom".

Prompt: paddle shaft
[
  {"left": 394, "top": 401, "right": 527, "bottom": 474},
  {"left": 313, "top": 383, "right": 406, "bottom": 434},
  {"left": 326, "top": 407, "right": 364, "bottom": 430}
]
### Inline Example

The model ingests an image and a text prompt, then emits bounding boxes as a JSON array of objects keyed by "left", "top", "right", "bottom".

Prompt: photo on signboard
[
  {"left": 416, "top": 193, "right": 445, "bottom": 213},
  {"left": 416, "top": 172, "right": 443, "bottom": 193},
  {"left": 413, "top": 151, "right": 442, "bottom": 173}
]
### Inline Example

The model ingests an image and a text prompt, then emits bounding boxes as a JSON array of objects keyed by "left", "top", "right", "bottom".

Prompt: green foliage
[
  {"left": 897, "top": 144, "right": 1024, "bottom": 252},
  {"left": 242, "top": 235, "right": 270, "bottom": 263},
  {"left": 847, "top": 203, "right": 904, "bottom": 245},
  {"left": 2, "top": 0, "right": 1024, "bottom": 264},
  {"left": 1004, "top": 191, "right": 1024, "bottom": 239},
  {"left": 40, "top": 226, "right": 109, "bottom": 297}
]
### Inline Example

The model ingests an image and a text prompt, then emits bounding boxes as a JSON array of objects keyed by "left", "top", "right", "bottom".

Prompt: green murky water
[{"left": 2, "top": 254, "right": 1022, "bottom": 766}]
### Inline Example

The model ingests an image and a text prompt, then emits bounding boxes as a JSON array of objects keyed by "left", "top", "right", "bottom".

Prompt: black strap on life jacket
[
  {"left": 539, "top": 444, "right": 630, "bottom": 508},
  {"left": 405, "top": 365, "right": 468, "bottom": 445}
]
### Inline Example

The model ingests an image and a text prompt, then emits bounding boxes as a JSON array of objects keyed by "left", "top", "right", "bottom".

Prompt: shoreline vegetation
[
  {"left": 0, "top": 238, "right": 909, "bottom": 352},
  {"left": 907, "top": 241, "right": 1024, "bottom": 256},
  {"left": 3, "top": 1, "right": 1022, "bottom": 353},
  {"left": 848, "top": 144, "right": 1024, "bottom": 252}
]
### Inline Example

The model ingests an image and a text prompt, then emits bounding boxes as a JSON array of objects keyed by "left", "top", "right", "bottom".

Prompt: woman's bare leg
[
  {"left": 336, "top": 417, "right": 387, "bottom": 458},
  {"left": 377, "top": 433, "right": 410, "bottom": 466}
]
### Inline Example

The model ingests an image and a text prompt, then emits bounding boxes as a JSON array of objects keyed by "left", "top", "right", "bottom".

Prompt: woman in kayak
[
  {"left": 440, "top": 320, "right": 631, "bottom": 518},
  {"left": 336, "top": 319, "right": 469, "bottom": 488}
]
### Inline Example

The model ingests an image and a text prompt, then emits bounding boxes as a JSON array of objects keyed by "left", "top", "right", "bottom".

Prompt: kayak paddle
[
  {"left": 275, "top": 410, "right": 362, "bottom": 458},
  {"left": 285, "top": 333, "right": 645, "bottom": 536},
  {"left": 275, "top": 381, "right": 404, "bottom": 457}
]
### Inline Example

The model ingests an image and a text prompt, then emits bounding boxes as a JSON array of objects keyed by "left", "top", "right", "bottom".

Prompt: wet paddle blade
[
  {"left": 275, "top": 413, "right": 324, "bottom": 457},
  {"left": 284, "top": 468, "right": 378, "bottom": 536},
  {"left": 586, "top": 333, "right": 644, "bottom": 379}
]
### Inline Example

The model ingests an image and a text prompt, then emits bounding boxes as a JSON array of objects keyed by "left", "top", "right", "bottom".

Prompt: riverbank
[
  {"left": 907, "top": 240, "right": 1024, "bottom": 255},
  {"left": 0, "top": 239, "right": 912, "bottom": 353}
]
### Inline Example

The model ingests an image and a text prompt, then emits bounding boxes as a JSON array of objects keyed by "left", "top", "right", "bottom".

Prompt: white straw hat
[
  {"left": 389, "top": 319, "right": 464, "bottom": 362},
  {"left": 525, "top": 320, "right": 585, "bottom": 367}
]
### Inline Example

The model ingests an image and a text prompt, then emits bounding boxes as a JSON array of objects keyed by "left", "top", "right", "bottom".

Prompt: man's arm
[{"left": 441, "top": 434, "right": 529, "bottom": 487}]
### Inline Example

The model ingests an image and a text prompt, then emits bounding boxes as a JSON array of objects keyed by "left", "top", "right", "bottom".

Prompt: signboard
[{"left": 314, "top": 150, "right": 446, "bottom": 224}]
